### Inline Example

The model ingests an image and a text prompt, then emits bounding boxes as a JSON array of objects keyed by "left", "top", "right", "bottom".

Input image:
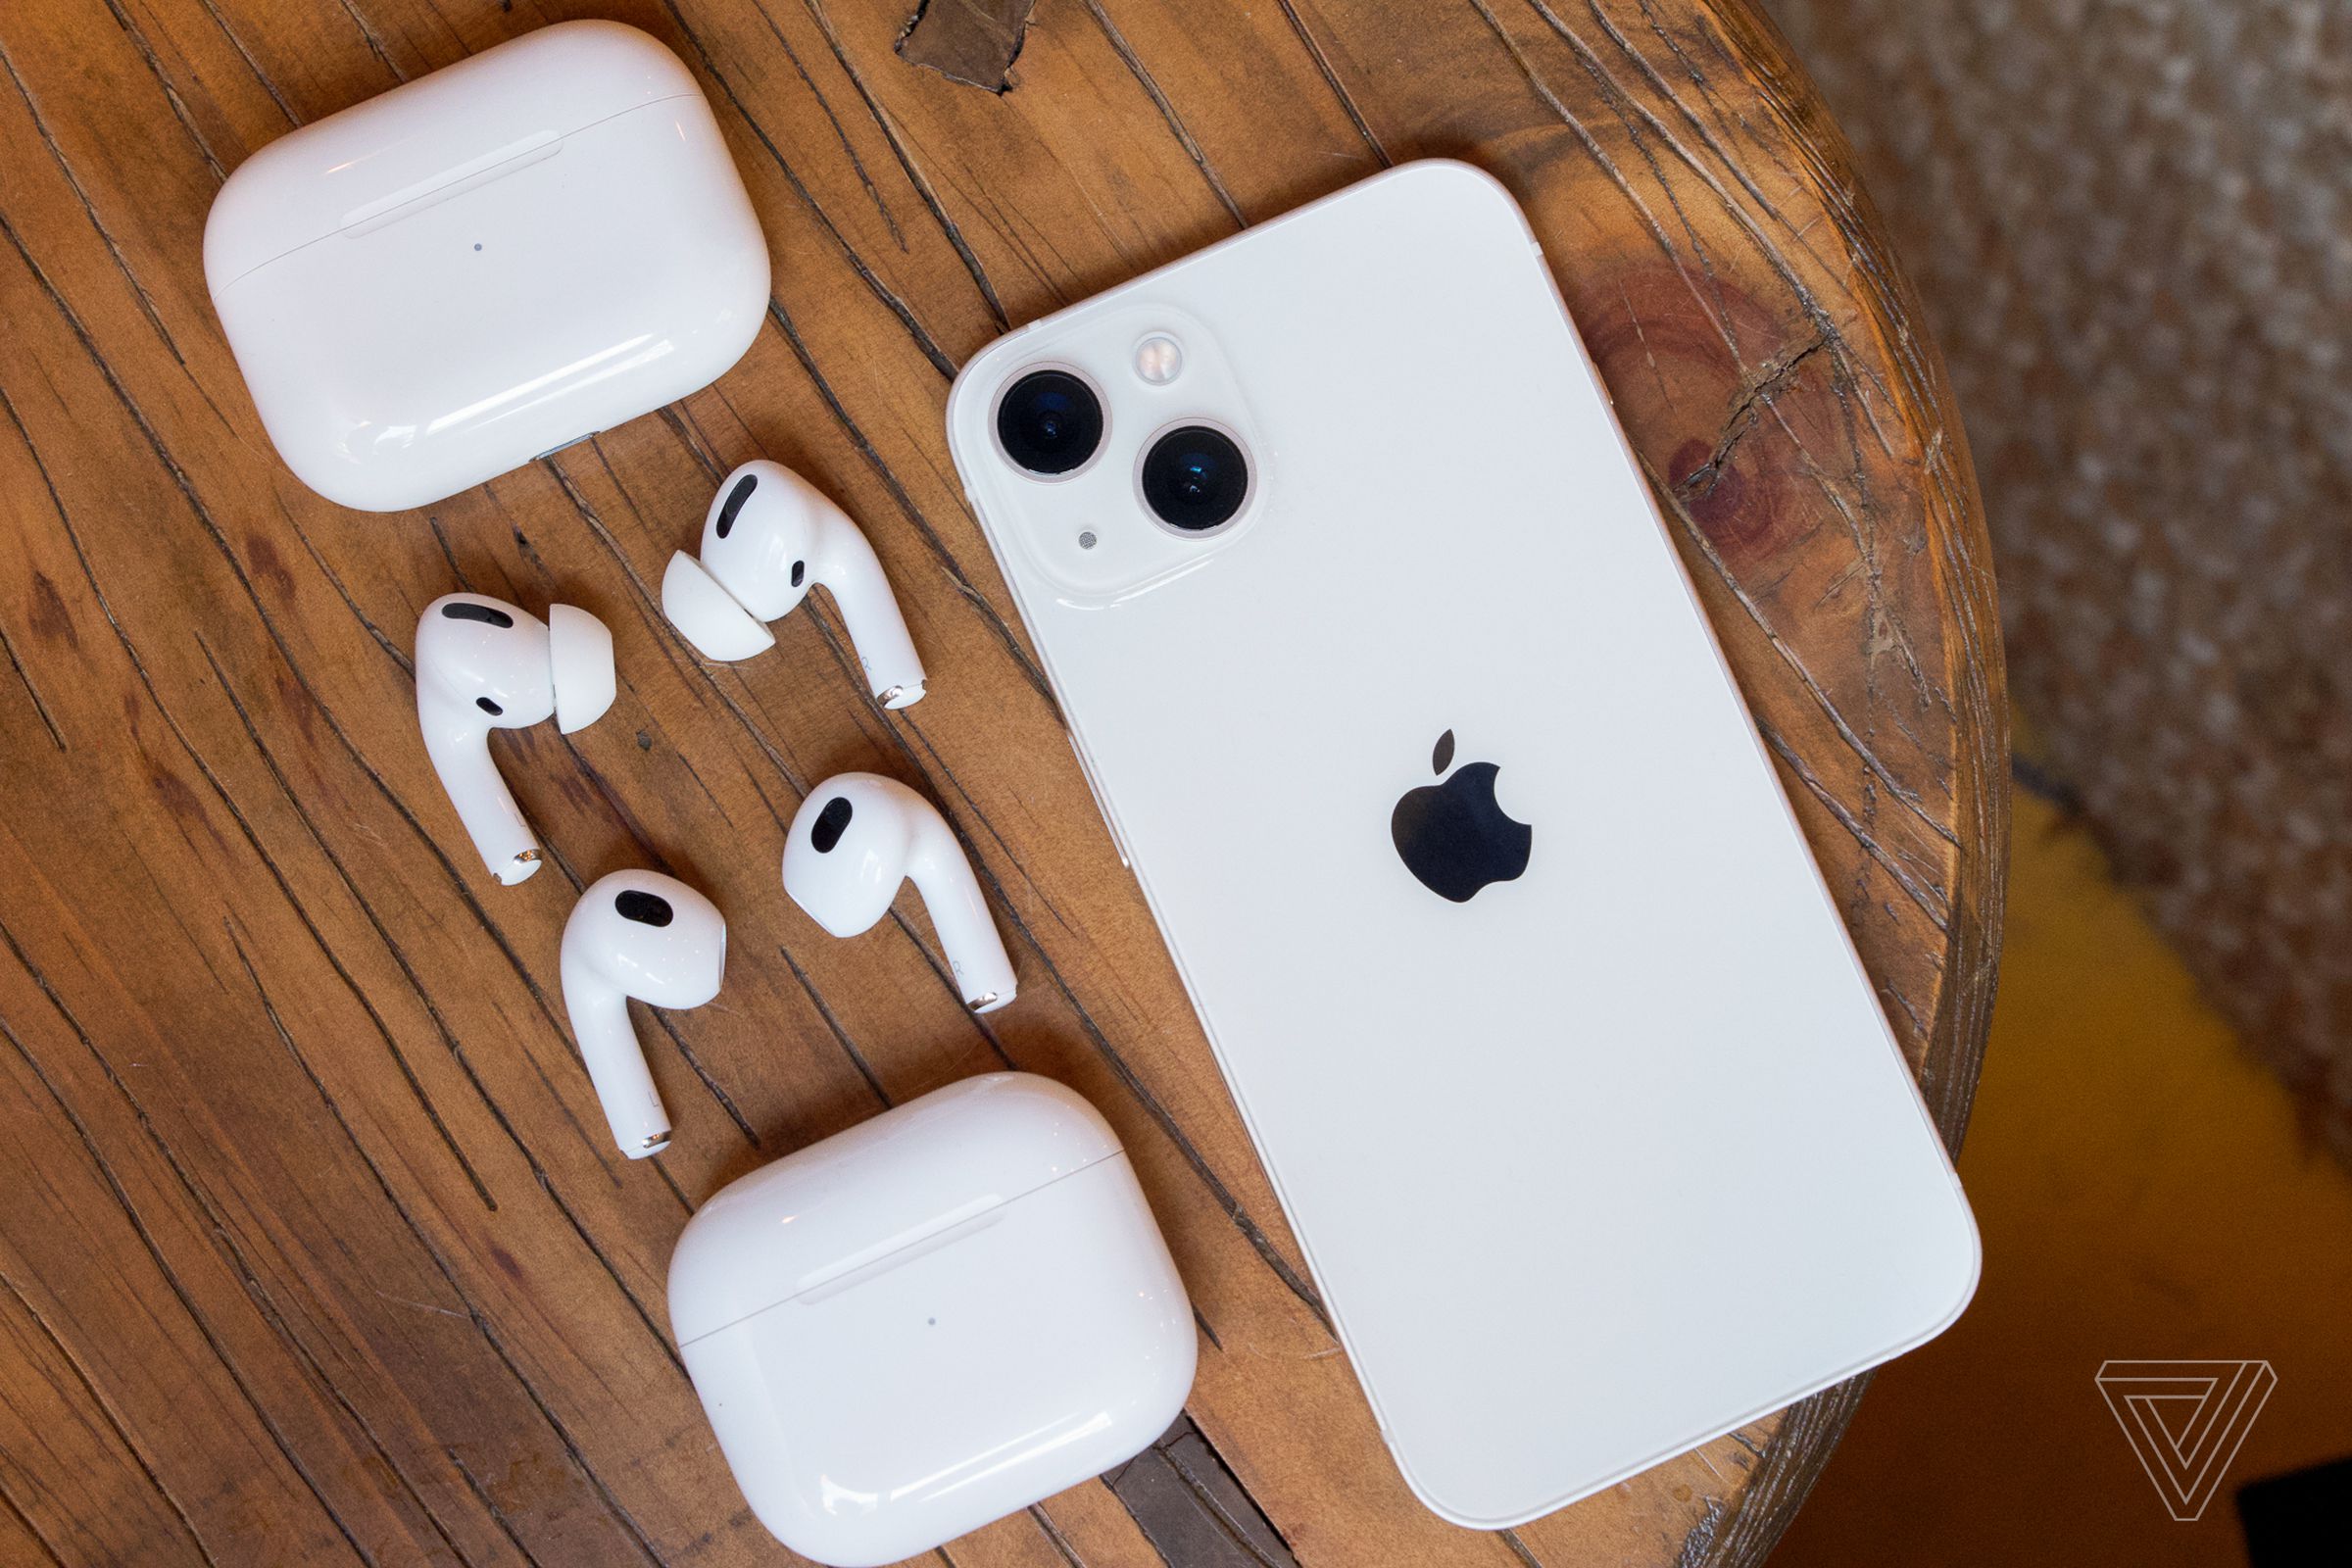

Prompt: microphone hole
[
  {"left": 810, "top": 796, "right": 855, "bottom": 854},
  {"left": 715, "top": 473, "right": 758, "bottom": 539},
  {"left": 614, "top": 890, "right": 674, "bottom": 926}
]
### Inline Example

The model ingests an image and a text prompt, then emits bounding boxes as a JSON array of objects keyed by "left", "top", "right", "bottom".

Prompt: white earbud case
[
  {"left": 203, "top": 21, "right": 768, "bottom": 512},
  {"left": 667, "top": 1074, "right": 1197, "bottom": 1567}
]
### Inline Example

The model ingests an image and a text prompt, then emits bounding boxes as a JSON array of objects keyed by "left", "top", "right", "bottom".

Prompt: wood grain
[{"left": 0, "top": 0, "right": 2004, "bottom": 1564}]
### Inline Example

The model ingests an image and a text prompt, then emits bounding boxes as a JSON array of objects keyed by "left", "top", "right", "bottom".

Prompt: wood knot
[
  {"left": 1670, "top": 435, "right": 1777, "bottom": 557},
  {"left": 26, "top": 571, "right": 77, "bottom": 647}
]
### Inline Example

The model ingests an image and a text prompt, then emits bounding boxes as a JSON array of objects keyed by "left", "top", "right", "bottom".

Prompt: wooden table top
[{"left": 0, "top": 0, "right": 2005, "bottom": 1564}]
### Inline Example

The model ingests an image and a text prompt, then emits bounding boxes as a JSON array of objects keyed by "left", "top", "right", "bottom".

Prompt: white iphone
[{"left": 944, "top": 161, "right": 1978, "bottom": 1528}]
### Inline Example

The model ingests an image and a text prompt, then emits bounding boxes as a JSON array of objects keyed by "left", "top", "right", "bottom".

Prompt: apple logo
[{"left": 1390, "top": 729, "right": 1533, "bottom": 903}]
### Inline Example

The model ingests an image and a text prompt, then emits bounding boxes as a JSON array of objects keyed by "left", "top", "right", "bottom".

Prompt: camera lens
[
  {"left": 1140, "top": 426, "right": 1250, "bottom": 533},
  {"left": 997, "top": 370, "right": 1103, "bottom": 476}
]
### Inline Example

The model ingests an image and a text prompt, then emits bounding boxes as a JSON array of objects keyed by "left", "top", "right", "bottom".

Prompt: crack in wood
[
  {"left": 445, "top": 1446, "right": 554, "bottom": 1568},
  {"left": 657, "top": 0, "right": 962, "bottom": 378},
  {"left": 1273, "top": 0, "right": 1391, "bottom": 166},
  {"left": 0, "top": 616, "right": 65, "bottom": 751},
  {"left": 1023, "top": 1500, "right": 1098, "bottom": 1568},
  {"left": 0, "top": 1469, "right": 71, "bottom": 1568},
  {"left": 1676, "top": 337, "right": 1828, "bottom": 497},
  {"left": 0, "top": 1266, "right": 224, "bottom": 1568},
  {"left": 1079, "top": 0, "right": 1245, "bottom": 227},
  {"left": 0, "top": 929, "right": 378, "bottom": 1566},
  {"left": 750, "top": 0, "right": 907, "bottom": 250}
]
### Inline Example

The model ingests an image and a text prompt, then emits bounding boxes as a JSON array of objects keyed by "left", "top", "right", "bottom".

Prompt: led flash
[{"left": 1135, "top": 334, "right": 1183, "bottom": 385}]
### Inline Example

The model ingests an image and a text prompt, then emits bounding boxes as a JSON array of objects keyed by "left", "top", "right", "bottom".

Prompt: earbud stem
[
  {"left": 562, "top": 974, "right": 672, "bottom": 1158},
  {"left": 813, "top": 514, "right": 926, "bottom": 707},
  {"left": 908, "top": 832, "right": 1017, "bottom": 1012},
  {"left": 418, "top": 693, "right": 542, "bottom": 885}
]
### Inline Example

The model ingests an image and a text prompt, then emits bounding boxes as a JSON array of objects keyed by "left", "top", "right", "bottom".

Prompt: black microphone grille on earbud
[
  {"left": 715, "top": 473, "right": 759, "bottom": 539},
  {"left": 614, "top": 890, "right": 674, "bottom": 927},
  {"left": 810, "top": 796, "right": 855, "bottom": 854}
]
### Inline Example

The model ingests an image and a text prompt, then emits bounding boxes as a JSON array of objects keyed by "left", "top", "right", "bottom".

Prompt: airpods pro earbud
[
  {"left": 782, "top": 773, "right": 1016, "bottom": 1012},
  {"left": 561, "top": 869, "right": 726, "bottom": 1158},
  {"left": 662, "top": 460, "right": 927, "bottom": 708},
  {"left": 415, "top": 594, "right": 615, "bottom": 885}
]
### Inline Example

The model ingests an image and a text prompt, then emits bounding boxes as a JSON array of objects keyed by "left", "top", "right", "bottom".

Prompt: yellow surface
[{"left": 1773, "top": 781, "right": 2352, "bottom": 1566}]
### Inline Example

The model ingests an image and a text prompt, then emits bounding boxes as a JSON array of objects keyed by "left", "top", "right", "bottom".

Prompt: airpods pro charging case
[
  {"left": 668, "top": 1074, "right": 1197, "bottom": 1567},
  {"left": 202, "top": 22, "right": 768, "bottom": 512}
]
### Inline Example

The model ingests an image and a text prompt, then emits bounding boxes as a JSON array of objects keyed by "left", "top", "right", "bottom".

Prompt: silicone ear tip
[
  {"left": 548, "top": 605, "right": 616, "bottom": 734},
  {"left": 662, "top": 552, "right": 776, "bottom": 662}
]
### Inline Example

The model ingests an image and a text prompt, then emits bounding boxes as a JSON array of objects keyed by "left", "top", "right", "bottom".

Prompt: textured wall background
[{"left": 1763, "top": 0, "right": 2352, "bottom": 1161}]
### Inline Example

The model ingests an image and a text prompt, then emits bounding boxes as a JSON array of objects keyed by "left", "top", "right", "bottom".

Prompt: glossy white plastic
[
  {"left": 546, "top": 605, "right": 616, "bottom": 735},
  {"left": 203, "top": 21, "right": 769, "bottom": 512},
  {"left": 945, "top": 161, "right": 1980, "bottom": 1527},
  {"left": 781, "top": 773, "right": 1015, "bottom": 1010},
  {"left": 667, "top": 1074, "right": 1195, "bottom": 1567},
  {"left": 559, "top": 870, "right": 726, "bottom": 1158},
  {"left": 662, "top": 460, "right": 927, "bottom": 706},
  {"left": 413, "top": 593, "right": 614, "bottom": 885}
]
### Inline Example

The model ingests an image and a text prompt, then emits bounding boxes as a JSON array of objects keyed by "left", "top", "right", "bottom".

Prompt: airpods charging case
[
  {"left": 202, "top": 22, "right": 768, "bottom": 512},
  {"left": 668, "top": 1074, "right": 1197, "bottom": 1567}
]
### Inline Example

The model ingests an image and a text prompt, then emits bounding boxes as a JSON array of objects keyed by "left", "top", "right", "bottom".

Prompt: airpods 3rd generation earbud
[
  {"left": 782, "top": 773, "right": 1016, "bottom": 1012},
  {"left": 561, "top": 869, "right": 726, "bottom": 1158},
  {"left": 415, "top": 594, "right": 616, "bottom": 885},
  {"left": 662, "top": 460, "right": 927, "bottom": 708}
]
